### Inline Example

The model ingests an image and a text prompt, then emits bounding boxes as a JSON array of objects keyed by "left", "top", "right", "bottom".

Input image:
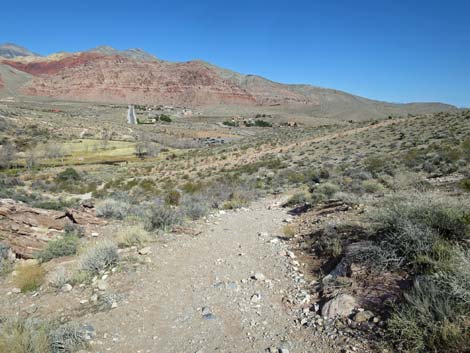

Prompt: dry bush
[
  {"left": 14, "top": 263, "right": 45, "bottom": 293},
  {"left": 116, "top": 225, "right": 151, "bottom": 248}
]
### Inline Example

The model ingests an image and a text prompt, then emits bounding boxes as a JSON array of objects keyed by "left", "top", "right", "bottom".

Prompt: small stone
[
  {"left": 138, "top": 247, "right": 151, "bottom": 255},
  {"left": 97, "top": 280, "right": 108, "bottom": 291},
  {"left": 91, "top": 232, "right": 99, "bottom": 237},
  {"left": 286, "top": 251, "right": 296, "bottom": 259},
  {"left": 12, "top": 287, "right": 21, "bottom": 294},
  {"left": 251, "top": 293, "right": 261, "bottom": 303},
  {"left": 353, "top": 310, "right": 374, "bottom": 323},
  {"left": 111, "top": 301, "right": 118, "bottom": 309},
  {"left": 258, "top": 232, "right": 269, "bottom": 237},
  {"left": 202, "top": 313, "right": 216, "bottom": 320},
  {"left": 90, "top": 293, "right": 98, "bottom": 302},
  {"left": 253, "top": 272, "right": 266, "bottom": 281},
  {"left": 201, "top": 306, "right": 211, "bottom": 315},
  {"left": 279, "top": 349, "right": 290, "bottom": 353},
  {"left": 61, "top": 283, "right": 73, "bottom": 292}
]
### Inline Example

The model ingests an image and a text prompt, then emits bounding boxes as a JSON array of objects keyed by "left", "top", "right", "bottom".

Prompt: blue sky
[{"left": 2, "top": 0, "right": 469, "bottom": 107}]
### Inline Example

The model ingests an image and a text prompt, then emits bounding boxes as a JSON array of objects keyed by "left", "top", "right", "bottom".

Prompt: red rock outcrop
[
  {"left": 0, "top": 199, "right": 106, "bottom": 259},
  {"left": 2, "top": 53, "right": 310, "bottom": 107}
]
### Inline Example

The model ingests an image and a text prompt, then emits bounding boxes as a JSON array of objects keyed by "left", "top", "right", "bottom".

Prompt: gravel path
[{"left": 85, "top": 196, "right": 340, "bottom": 353}]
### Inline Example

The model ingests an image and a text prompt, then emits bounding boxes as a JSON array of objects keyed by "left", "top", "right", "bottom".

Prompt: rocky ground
[{"left": 1, "top": 196, "right": 376, "bottom": 353}]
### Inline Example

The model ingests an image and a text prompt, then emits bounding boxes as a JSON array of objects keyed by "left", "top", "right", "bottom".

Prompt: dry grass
[{"left": 14, "top": 263, "right": 45, "bottom": 293}]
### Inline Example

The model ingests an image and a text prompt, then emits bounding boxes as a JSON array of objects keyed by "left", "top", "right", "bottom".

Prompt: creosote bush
[
  {"left": 79, "top": 241, "right": 119, "bottom": 274},
  {"left": 95, "top": 199, "right": 130, "bottom": 220},
  {"left": 36, "top": 235, "right": 80, "bottom": 263},
  {"left": 144, "top": 204, "right": 183, "bottom": 231}
]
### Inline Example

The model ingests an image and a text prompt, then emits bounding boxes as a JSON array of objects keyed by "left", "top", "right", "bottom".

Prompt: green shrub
[
  {"left": 164, "top": 190, "right": 181, "bottom": 206},
  {"left": 36, "top": 235, "right": 80, "bottom": 263},
  {"left": 79, "top": 241, "right": 119, "bottom": 274},
  {"left": 285, "top": 192, "right": 310, "bottom": 206},
  {"left": 55, "top": 168, "right": 80, "bottom": 182},
  {"left": 459, "top": 178, "right": 470, "bottom": 192},
  {"left": 0, "top": 317, "right": 88, "bottom": 353},
  {"left": 362, "top": 179, "right": 385, "bottom": 193},
  {"left": 180, "top": 195, "right": 210, "bottom": 220},
  {"left": 96, "top": 199, "right": 130, "bottom": 220},
  {"left": 315, "top": 182, "right": 340, "bottom": 198},
  {"left": 144, "top": 204, "right": 183, "bottom": 231},
  {"left": 116, "top": 225, "right": 151, "bottom": 248}
]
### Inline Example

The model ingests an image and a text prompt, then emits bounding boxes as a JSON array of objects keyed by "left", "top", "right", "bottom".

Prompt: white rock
[
  {"left": 250, "top": 293, "right": 261, "bottom": 303},
  {"left": 253, "top": 272, "right": 266, "bottom": 281},
  {"left": 91, "top": 232, "right": 99, "bottom": 237},
  {"left": 61, "top": 283, "right": 73, "bottom": 292},
  {"left": 12, "top": 287, "right": 21, "bottom": 294},
  {"left": 138, "top": 247, "right": 151, "bottom": 255}
]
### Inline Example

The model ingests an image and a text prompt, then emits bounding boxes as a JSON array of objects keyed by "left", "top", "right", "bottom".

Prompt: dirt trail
[{"left": 85, "top": 196, "right": 352, "bottom": 353}]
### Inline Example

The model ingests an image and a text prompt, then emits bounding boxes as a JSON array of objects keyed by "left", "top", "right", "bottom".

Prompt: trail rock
[{"left": 321, "top": 294, "right": 357, "bottom": 318}]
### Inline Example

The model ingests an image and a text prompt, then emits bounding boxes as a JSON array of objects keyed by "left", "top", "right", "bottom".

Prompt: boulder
[{"left": 321, "top": 294, "right": 357, "bottom": 318}]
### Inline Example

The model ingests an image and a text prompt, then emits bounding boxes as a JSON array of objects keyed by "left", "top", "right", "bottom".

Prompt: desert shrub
[
  {"left": 180, "top": 195, "right": 210, "bottom": 220},
  {"left": 0, "top": 243, "right": 14, "bottom": 275},
  {"left": 314, "top": 235, "right": 342, "bottom": 258},
  {"left": 0, "top": 317, "right": 50, "bottom": 353},
  {"left": 144, "top": 204, "right": 183, "bottom": 231},
  {"left": 372, "top": 194, "right": 469, "bottom": 242},
  {"left": 181, "top": 181, "right": 203, "bottom": 194},
  {"left": 315, "top": 182, "right": 340, "bottom": 198},
  {"left": 364, "top": 155, "right": 393, "bottom": 175},
  {"left": 55, "top": 168, "right": 80, "bottom": 182},
  {"left": 159, "top": 114, "right": 172, "bottom": 123},
  {"left": 459, "top": 178, "right": 470, "bottom": 192},
  {"left": 164, "top": 190, "right": 181, "bottom": 206},
  {"left": 48, "top": 322, "right": 88, "bottom": 353},
  {"left": 362, "top": 179, "right": 385, "bottom": 193},
  {"left": 388, "top": 267, "right": 470, "bottom": 353},
  {"left": 63, "top": 223, "right": 84, "bottom": 237},
  {"left": 285, "top": 191, "right": 310, "bottom": 206},
  {"left": 95, "top": 199, "right": 130, "bottom": 220},
  {"left": 36, "top": 235, "right": 80, "bottom": 263},
  {"left": 0, "top": 317, "right": 88, "bottom": 353},
  {"left": 14, "top": 263, "right": 45, "bottom": 292},
  {"left": 356, "top": 194, "right": 469, "bottom": 271},
  {"left": 79, "top": 241, "right": 119, "bottom": 274},
  {"left": 116, "top": 225, "right": 151, "bottom": 248}
]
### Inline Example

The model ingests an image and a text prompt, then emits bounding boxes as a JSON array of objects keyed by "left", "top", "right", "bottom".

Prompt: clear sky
[{"left": 2, "top": 0, "right": 469, "bottom": 107}]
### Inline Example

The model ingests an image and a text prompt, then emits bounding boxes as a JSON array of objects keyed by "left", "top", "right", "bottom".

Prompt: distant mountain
[
  {"left": 0, "top": 43, "right": 40, "bottom": 59},
  {"left": 88, "top": 46, "right": 159, "bottom": 62},
  {"left": 0, "top": 43, "right": 458, "bottom": 120}
]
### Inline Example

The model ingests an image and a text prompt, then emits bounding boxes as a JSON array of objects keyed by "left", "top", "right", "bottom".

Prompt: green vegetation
[
  {"left": 79, "top": 241, "right": 119, "bottom": 275},
  {"left": 0, "top": 317, "right": 88, "bottom": 353},
  {"left": 36, "top": 234, "right": 80, "bottom": 263}
]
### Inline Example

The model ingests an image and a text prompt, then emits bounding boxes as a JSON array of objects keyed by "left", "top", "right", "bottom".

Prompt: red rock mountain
[{"left": 0, "top": 44, "right": 457, "bottom": 119}]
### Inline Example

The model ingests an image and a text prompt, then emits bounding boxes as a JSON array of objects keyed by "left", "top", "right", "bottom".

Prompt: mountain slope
[
  {"left": 0, "top": 43, "right": 40, "bottom": 59},
  {"left": 0, "top": 44, "right": 458, "bottom": 119}
]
